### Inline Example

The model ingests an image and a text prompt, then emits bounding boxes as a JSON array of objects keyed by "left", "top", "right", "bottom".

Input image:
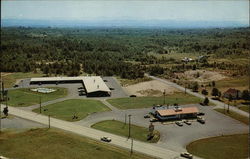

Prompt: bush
[{"left": 203, "top": 97, "right": 209, "bottom": 106}]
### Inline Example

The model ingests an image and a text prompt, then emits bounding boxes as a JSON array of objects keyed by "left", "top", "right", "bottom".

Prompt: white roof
[{"left": 30, "top": 76, "right": 111, "bottom": 93}]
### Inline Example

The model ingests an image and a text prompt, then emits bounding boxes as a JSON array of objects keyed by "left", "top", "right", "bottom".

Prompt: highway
[{"left": 1, "top": 105, "right": 187, "bottom": 159}]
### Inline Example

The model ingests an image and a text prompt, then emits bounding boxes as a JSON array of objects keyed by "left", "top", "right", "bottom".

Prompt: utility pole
[
  {"left": 0, "top": 98, "right": 1, "bottom": 133},
  {"left": 48, "top": 115, "right": 51, "bottom": 128},
  {"left": 128, "top": 114, "right": 131, "bottom": 139},
  {"left": 130, "top": 138, "right": 133, "bottom": 156},
  {"left": 39, "top": 96, "right": 42, "bottom": 114},
  {"left": 163, "top": 89, "right": 166, "bottom": 105}
]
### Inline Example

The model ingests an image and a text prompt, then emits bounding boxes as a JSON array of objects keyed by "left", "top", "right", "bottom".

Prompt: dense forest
[{"left": 1, "top": 27, "right": 250, "bottom": 79}]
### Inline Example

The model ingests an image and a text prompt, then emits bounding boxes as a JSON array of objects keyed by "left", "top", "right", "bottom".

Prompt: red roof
[
  {"left": 157, "top": 107, "right": 198, "bottom": 116},
  {"left": 225, "top": 88, "right": 240, "bottom": 94}
]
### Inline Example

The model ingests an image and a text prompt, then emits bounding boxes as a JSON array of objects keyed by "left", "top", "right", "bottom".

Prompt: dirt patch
[
  {"left": 177, "top": 70, "right": 226, "bottom": 83},
  {"left": 124, "top": 80, "right": 180, "bottom": 97},
  {"left": 1, "top": 73, "right": 13, "bottom": 76}
]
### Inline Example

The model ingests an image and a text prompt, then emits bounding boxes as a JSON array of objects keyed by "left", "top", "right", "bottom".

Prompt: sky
[{"left": 1, "top": 0, "right": 249, "bottom": 27}]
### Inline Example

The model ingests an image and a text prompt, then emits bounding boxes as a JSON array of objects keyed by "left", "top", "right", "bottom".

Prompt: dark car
[
  {"left": 197, "top": 117, "right": 205, "bottom": 124},
  {"left": 130, "top": 95, "right": 137, "bottom": 97},
  {"left": 197, "top": 112, "right": 205, "bottom": 116},
  {"left": 101, "top": 137, "right": 111, "bottom": 142}
]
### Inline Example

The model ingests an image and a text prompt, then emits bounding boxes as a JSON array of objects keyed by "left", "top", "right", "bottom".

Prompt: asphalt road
[
  {"left": 1, "top": 105, "right": 188, "bottom": 159},
  {"left": 146, "top": 74, "right": 249, "bottom": 118}
]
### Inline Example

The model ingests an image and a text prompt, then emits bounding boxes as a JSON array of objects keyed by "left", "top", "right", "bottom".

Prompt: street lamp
[{"left": 128, "top": 114, "right": 132, "bottom": 139}]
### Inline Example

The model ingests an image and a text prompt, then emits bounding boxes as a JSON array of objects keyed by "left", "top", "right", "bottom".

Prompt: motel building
[
  {"left": 30, "top": 76, "right": 111, "bottom": 97},
  {"left": 155, "top": 106, "right": 198, "bottom": 121}
]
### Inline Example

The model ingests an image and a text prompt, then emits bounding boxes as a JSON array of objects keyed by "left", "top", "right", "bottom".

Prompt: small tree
[
  {"left": 192, "top": 82, "right": 199, "bottom": 92},
  {"left": 202, "top": 89, "right": 208, "bottom": 96},
  {"left": 212, "top": 81, "right": 216, "bottom": 87},
  {"left": 203, "top": 97, "right": 209, "bottom": 106},
  {"left": 211, "top": 88, "right": 219, "bottom": 98},
  {"left": 241, "top": 90, "right": 250, "bottom": 101}
]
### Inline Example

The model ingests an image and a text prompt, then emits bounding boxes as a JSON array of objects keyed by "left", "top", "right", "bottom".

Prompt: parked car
[
  {"left": 150, "top": 118, "right": 158, "bottom": 122},
  {"left": 144, "top": 114, "right": 150, "bottom": 118},
  {"left": 101, "top": 137, "right": 112, "bottom": 142},
  {"left": 175, "top": 121, "right": 183, "bottom": 126},
  {"left": 197, "top": 117, "right": 205, "bottom": 124},
  {"left": 130, "top": 95, "right": 137, "bottom": 97},
  {"left": 13, "top": 84, "right": 18, "bottom": 88},
  {"left": 184, "top": 120, "right": 192, "bottom": 125},
  {"left": 197, "top": 112, "right": 205, "bottom": 116},
  {"left": 180, "top": 152, "right": 193, "bottom": 159}
]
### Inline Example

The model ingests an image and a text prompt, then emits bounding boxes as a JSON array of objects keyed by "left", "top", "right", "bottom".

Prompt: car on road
[
  {"left": 197, "top": 112, "right": 205, "bottom": 116},
  {"left": 184, "top": 120, "right": 192, "bottom": 125},
  {"left": 150, "top": 118, "right": 158, "bottom": 122},
  {"left": 197, "top": 117, "right": 205, "bottom": 124},
  {"left": 144, "top": 114, "right": 150, "bottom": 118},
  {"left": 175, "top": 121, "right": 183, "bottom": 126},
  {"left": 101, "top": 137, "right": 112, "bottom": 142},
  {"left": 180, "top": 152, "right": 193, "bottom": 159}
]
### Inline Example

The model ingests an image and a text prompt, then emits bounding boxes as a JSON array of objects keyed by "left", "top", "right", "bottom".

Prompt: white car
[
  {"left": 101, "top": 137, "right": 112, "bottom": 142},
  {"left": 184, "top": 120, "right": 192, "bottom": 125},
  {"left": 180, "top": 152, "right": 193, "bottom": 159}
]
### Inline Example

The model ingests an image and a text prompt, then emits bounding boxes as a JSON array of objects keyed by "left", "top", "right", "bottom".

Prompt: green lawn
[
  {"left": 92, "top": 120, "right": 160, "bottom": 143},
  {"left": 3, "top": 72, "right": 45, "bottom": 88},
  {"left": 239, "top": 105, "right": 249, "bottom": 113},
  {"left": 107, "top": 92, "right": 203, "bottom": 109},
  {"left": 0, "top": 128, "right": 153, "bottom": 159},
  {"left": 214, "top": 108, "right": 249, "bottom": 125},
  {"left": 33, "top": 99, "right": 110, "bottom": 121},
  {"left": 7, "top": 87, "right": 68, "bottom": 107},
  {"left": 187, "top": 134, "right": 249, "bottom": 159}
]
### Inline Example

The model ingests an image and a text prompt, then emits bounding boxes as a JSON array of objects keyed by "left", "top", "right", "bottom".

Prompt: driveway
[{"left": 76, "top": 104, "right": 249, "bottom": 152}]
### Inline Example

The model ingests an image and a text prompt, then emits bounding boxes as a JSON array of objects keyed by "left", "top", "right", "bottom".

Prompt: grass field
[
  {"left": 92, "top": 120, "right": 160, "bottom": 143},
  {"left": 214, "top": 108, "right": 249, "bottom": 125},
  {"left": 7, "top": 87, "right": 67, "bottom": 107},
  {"left": 187, "top": 134, "right": 249, "bottom": 159},
  {"left": 0, "top": 128, "right": 153, "bottom": 159},
  {"left": 107, "top": 92, "right": 203, "bottom": 109},
  {"left": 33, "top": 99, "right": 110, "bottom": 121},
  {"left": 2, "top": 72, "right": 45, "bottom": 88}
]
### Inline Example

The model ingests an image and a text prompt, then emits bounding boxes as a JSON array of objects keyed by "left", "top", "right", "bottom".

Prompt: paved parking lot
[
  {"left": 14, "top": 76, "right": 127, "bottom": 99},
  {"left": 77, "top": 104, "right": 249, "bottom": 152}
]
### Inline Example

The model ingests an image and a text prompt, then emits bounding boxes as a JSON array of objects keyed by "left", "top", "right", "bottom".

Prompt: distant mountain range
[{"left": 1, "top": 19, "right": 248, "bottom": 28}]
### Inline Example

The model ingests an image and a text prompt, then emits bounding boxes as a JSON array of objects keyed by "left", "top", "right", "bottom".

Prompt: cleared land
[
  {"left": 107, "top": 92, "right": 202, "bottom": 109},
  {"left": 33, "top": 99, "right": 110, "bottom": 121},
  {"left": 214, "top": 108, "right": 249, "bottom": 125},
  {"left": 177, "top": 70, "right": 226, "bottom": 83},
  {"left": 0, "top": 128, "right": 153, "bottom": 159},
  {"left": 124, "top": 80, "right": 180, "bottom": 97},
  {"left": 92, "top": 120, "right": 160, "bottom": 143},
  {"left": 2, "top": 72, "right": 45, "bottom": 88},
  {"left": 8, "top": 87, "right": 67, "bottom": 107},
  {"left": 117, "top": 76, "right": 152, "bottom": 87},
  {"left": 187, "top": 134, "right": 248, "bottom": 159}
]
